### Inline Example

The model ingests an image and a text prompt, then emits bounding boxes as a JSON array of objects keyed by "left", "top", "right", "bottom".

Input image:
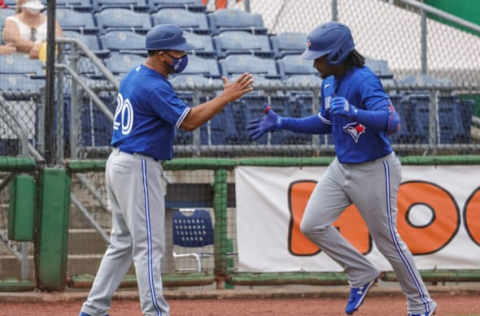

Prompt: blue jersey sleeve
[
  {"left": 148, "top": 85, "right": 190, "bottom": 128},
  {"left": 360, "top": 76, "right": 390, "bottom": 110}
]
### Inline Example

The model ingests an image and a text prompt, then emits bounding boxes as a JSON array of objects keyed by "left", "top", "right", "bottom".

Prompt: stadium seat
[
  {"left": 104, "top": 52, "right": 144, "bottom": 75},
  {"left": 0, "top": 9, "right": 15, "bottom": 30},
  {"left": 183, "top": 32, "right": 215, "bottom": 56},
  {"left": 213, "top": 31, "right": 273, "bottom": 57},
  {"left": 0, "top": 54, "right": 43, "bottom": 75},
  {"left": 438, "top": 96, "right": 470, "bottom": 143},
  {"left": 149, "top": 0, "right": 205, "bottom": 12},
  {"left": 100, "top": 30, "right": 145, "bottom": 53},
  {"left": 277, "top": 54, "right": 317, "bottom": 78},
  {"left": 56, "top": 0, "right": 93, "bottom": 10},
  {"left": 56, "top": 9, "right": 97, "bottom": 33},
  {"left": 95, "top": 8, "right": 151, "bottom": 33},
  {"left": 172, "top": 209, "right": 214, "bottom": 272},
  {"left": 219, "top": 55, "right": 279, "bottom": 79},
  {"left": 407, "top": 94, "right": 432, "bottom": 144},
  {"left": 93, "top": 0, "right": 148, "bottom": 11},
  {"left": 151, "top": 9, "right": 209, "bottom": 34},
  {"left": 182, "top": 55, "right": 220, "bottom": 77},
  {"left": 388, "top": 95, "right": 411, "bottom": 144},
  {"left": 200, "top": 105, "right": 238, "bottom": 145},
  {"left": 208, "top": 9, "right": 267, "bottom": 35},
  {"left": 284, "top": 74, "right": 322, "bottom": 87},
  {"left": 0, "top": 74, "right": 44, "bottom": 98},
  {"left": 170, "top": 74, "right": 222, "bottom": 88},
  {"left": 270, "top": 32, "right": 307, "bottom": 58},
  {"left": 364, "top": 58, "right": 394, "bottom": 79},
  {"left": 62, "top": 31, "right": 101, "bottom": 51}
]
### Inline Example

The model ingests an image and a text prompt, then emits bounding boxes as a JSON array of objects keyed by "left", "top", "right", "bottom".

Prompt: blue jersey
[
  {"left": 111, "top": 65, "right": 190, "bottom": 160},
  {"left": 320, "top": 66, "right": 393, "bottom": 163}
]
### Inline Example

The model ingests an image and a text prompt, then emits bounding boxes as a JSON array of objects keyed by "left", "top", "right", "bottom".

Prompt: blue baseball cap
[
  {"left": 145, "top": 24, "right": 194, "bottom": 51},
  {"left": 302, "top": 22, "right": 354, "bottom": 64}
]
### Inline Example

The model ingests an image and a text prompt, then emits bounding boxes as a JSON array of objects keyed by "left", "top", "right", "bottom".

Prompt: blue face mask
[{"left": 171, "top": 54, "right": 188, "bottom": 73}]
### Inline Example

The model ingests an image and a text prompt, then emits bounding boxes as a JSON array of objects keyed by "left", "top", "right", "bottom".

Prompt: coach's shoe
[{"left": 345, "top": 279, "right": 377, "bottom": 314}]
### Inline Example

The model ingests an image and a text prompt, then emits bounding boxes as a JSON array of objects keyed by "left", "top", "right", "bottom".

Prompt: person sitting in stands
[{"left": 2, "top": 0, "right": 62, "bottom": 59}]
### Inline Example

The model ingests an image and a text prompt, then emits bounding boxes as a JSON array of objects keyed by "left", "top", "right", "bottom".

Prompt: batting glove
[
  {"left": 330, "top": 97, "right": 358, "bottom": 120},
  {"left": 247, "top": 105, "right": 282, "bottom": 140}
]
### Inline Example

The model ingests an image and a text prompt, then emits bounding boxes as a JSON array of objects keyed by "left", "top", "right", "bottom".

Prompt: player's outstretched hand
[
  {"left": 222, "top": 73, "right": 254, "bottom": 102},
  {"left": 330, "top": 96, "right": 358, "bottom": 120},
  {"left": 247, "top": 105, "right": 281, "bottom": 140}
]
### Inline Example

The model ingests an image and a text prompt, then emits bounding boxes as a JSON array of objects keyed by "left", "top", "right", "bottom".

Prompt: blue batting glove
[
  {"left": 330, "top": 97, "right": 358, "bottom": 120},
  {"left": 247, "top": 105, "right": 282, "bottom": 140}
]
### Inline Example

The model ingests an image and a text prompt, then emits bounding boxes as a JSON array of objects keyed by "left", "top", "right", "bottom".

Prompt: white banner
[{"left": 235, "top": 165, "right": 480, "bottom": 272}]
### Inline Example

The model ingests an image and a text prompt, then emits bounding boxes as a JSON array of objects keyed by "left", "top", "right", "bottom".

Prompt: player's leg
[
  {"left": 348, "top": 154, "right": 436, "bottom": 315},
  {"left": 300, "top": 158, "right": 380, "bottom": 286},
  {"left": 80, "top": 151, "right": 134, "bottom": 316},
  {"left": 128, "top": 158, "right": 169, "bottom": 316}
]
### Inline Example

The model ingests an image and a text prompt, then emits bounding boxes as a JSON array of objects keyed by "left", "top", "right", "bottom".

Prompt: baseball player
[
  {"left": 247, "top": 22, "right": 437, "bottom": 316},
  {"left": 79, "top": 24, "right": 253, "bottom": 316}
]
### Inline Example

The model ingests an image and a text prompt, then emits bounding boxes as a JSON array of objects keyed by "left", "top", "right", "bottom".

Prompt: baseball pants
[
  {"left": 300, "top": 153, "right": 437, "bottom": 315},
  {"left": 81, "top": 149, "right": 169, "bottom": 316}
]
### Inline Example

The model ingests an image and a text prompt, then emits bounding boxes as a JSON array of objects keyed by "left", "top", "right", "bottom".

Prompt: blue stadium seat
[
  {"left": 149, "top": 0, "right": 205, "bottom": 12},
  {"left": 169, "top": 74, "right": 222, "bottom": 88},
  {"left": 0, "top": 74, "right": 44, "bottom": 96},
  {"left": 100, "top": 30, "right": 145, "bottom": 52},
  {"left": 388, "top": 95, "right": 411, "bottom": 144},
  {"left": 63, "top": 31, "right": 101, "bottom": 51},
  {"left": 93, "top": 0, "right": 148, "bottom": 11},
  {"left": 364, "top": 58, "right": 394, "bottom": 79},
  {"left": 270, "top": 32, "right": 307, "bottom": 58},
  {"left": 104, "top": 52, "right": 144, "bottom": 75},
  {"left": 407, "top": 95, "right": 432, "bottom": 144},
  {"left": 0, "top": 54, "right": 43, "bottom": 75},
  {"left": 220, "top": 55, "right": 279, "bottom": 79},
  {"left": 200, "top": 105, "right": 238, "bottom": 145},
  {"left": 284, "top": 75, "right": 322, "bottom": 87},
  {"left": 56, "top": 9, "right": 97, "bottom": 33},
  {"left": 277, "top": 54, "right": 317, "bottom": 78},
  {"left": 459, "top": 98, "right": 474, "bottom": 140},
  {"left": 182, "top": 55, "right": 220, "bottom": 77},
  {"left": 95, "top": 8, "right": 151, "bottom": 33},
  {"left": 293, "top": 95, "right": 328, "bottom": 145},
  {"left": 0, "top": 9, "right": 15, "bottom": 31},
  {"left": 151, "top": 9, "right": 209, "bottom": 34},
  {"left": 213, "top": 31, "right": 273, "bottom": 58},
  {"left": 208, "top": 9, "right": 267, "bottom": 35},
  {"left": 438, "top": 96, "right": 470, "bottom": 143},
  {"left": 183, "top": 32, "right": 214, "bottom": 57},
  {"left": 56, "top": 0, "right": 93, "bottom": 10}
]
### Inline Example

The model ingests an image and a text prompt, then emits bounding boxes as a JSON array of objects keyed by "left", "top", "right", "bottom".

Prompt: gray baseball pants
[
  {"left": 300, "top": 153, "right": 436, "bottom": 315},
  {"left": 81, "top": 149, "right": 169, "bottom": 316}
]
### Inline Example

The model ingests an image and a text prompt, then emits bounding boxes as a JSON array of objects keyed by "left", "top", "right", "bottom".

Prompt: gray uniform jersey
[
  {"left": 81, "top": 149, "right": 169, "bottom": 316},
  {"left": 300, "top": 153, "right": 437, "bottom": 315}
]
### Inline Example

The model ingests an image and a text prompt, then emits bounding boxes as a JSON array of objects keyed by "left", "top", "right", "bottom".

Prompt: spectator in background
[{"left": 2, "top": 0, "right": 62, "bottom": 59}]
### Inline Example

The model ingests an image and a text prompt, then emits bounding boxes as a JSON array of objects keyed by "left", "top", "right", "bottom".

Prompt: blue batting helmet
[
  {"left": 302, "top": 22, "right": 354, "bottom": 65},
  {"left": 145, "top": 24, "right": 194, "bottom": 51}
]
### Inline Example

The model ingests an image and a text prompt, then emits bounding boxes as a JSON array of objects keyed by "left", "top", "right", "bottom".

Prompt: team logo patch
[{"left": 343, "top": 122, "right": 366, "bottom": 143}]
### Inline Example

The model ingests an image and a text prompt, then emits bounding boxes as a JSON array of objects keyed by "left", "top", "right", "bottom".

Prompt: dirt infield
[{"left": 0, "top": 290, "right": 479, "bottom": 316}]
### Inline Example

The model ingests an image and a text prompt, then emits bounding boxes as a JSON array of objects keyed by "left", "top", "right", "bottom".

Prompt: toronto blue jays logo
[{"left": 343, "top": 122, "right": 366, "bottom": 143}]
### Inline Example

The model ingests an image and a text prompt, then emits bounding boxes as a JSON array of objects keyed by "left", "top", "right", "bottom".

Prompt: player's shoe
[
  {"left": 345, "top": 278, "right": 377, "bottom": 314},
  {"left": 79, "top": 313, "right": 109, "bottom": 316}
]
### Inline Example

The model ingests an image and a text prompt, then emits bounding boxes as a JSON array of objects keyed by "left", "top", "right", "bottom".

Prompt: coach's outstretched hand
[
  {"left": 247, "top": 105, "right": 282, "bottom": 140},
  {"left": 222, "top": 73, "right": 254, "bottom": 102}
]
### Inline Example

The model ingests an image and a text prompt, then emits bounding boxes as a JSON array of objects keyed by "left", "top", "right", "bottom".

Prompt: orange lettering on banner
[
  {"left": 464, "top": 187, "right": 480, "bottom": 246},
  {"left": 288, "top": 181, "right": 371, "bottom": 256},
  {"left": 288, "top": 181, "right": 320, "bottom": 256},
  {"left": 397, "top": 181, "right": 460, "bottom": 255}
]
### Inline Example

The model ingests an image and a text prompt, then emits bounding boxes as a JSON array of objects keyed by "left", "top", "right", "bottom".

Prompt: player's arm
[
  {"left": 330, "top": 78, "right": 400, "bottom": 135},
  {"left": 180, "top": 73, "right": 253, "bottom": 131},
  {"left": 247, "top": 105, "right": 331, "bottom": 140}
]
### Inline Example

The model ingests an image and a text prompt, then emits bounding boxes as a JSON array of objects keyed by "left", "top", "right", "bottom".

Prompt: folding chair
[{"left": 172, "top": 209, "right": 214, "bottom": 272}]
